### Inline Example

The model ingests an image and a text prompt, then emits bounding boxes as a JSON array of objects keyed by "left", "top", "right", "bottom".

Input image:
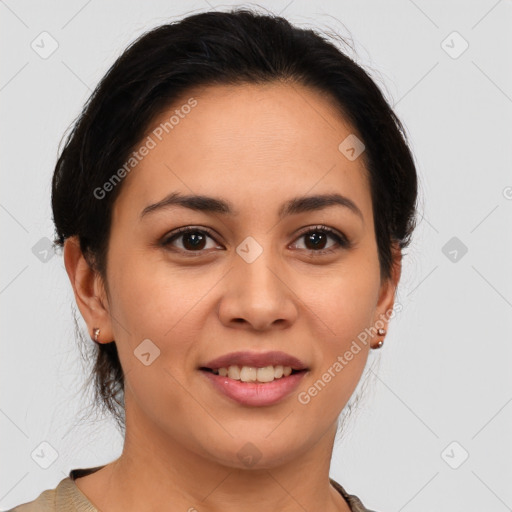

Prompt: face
[{"left": 76, "top": 82, "right": 400, "bottom": 469}]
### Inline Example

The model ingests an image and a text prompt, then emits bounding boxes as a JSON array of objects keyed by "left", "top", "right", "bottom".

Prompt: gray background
[{"left": 1, "top": 1, "right": 511, "bottom": 510}]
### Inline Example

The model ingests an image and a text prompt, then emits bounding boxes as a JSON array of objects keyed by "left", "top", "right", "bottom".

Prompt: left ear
[{"left": 373, "top": 242, "right": 402, "bottom": 331}]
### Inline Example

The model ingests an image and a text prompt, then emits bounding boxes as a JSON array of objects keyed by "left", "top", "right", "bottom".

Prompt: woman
[{"left": 9, "top": 8, "right": 418, "bottom": 512}]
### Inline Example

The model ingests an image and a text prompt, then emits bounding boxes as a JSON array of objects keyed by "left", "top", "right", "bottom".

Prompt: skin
[{"left": 64, "top": 81, "right": 401, "bottom": 512}]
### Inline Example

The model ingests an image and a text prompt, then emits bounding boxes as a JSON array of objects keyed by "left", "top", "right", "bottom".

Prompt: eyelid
[
  {"left": 290, "top": 225, "right": 350, "bottom": 253},
  {"left": 161, "top": 225, "right": 222, "bottom": 250},
  {"left": 160, "top": 224, "right": 350, "bottom": 254},
  {"left": 293, "top": 224, "right": 348, "bottom": 242}
]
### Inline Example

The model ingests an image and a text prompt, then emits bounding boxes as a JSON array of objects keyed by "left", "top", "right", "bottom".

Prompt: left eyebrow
[
  {"left": 140, "top": 192, "right": 364, "bottom": 222},
  {"left": 278, "top": 193, "right": 364, "bottom": 221}
]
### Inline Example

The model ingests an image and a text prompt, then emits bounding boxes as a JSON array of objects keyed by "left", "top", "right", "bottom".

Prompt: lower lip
[{"left": 200, "top": 369, "right": 308, "bottom": 407}]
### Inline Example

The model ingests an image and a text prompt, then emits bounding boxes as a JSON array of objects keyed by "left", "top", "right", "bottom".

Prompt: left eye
[
  {"left": 291, "top": 226, "right": 349, "bottom": 253},
  {"left": 161, "top": 226, "right": 349, "bottom": 254}
]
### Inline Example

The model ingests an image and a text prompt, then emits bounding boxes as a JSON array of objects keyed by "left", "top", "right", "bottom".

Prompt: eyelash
[{"left": 160, "top": 225, "right": 351, "bottom": 257}]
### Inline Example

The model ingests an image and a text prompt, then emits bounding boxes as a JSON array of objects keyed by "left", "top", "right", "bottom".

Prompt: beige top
[{"left": 7, "top": 466, "right": 377, "bottom": 512}]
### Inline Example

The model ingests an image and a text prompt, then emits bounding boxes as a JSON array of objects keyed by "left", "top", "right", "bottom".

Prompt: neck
[{"left": 78, "top": 394, "right": 351, "bottom": 512}]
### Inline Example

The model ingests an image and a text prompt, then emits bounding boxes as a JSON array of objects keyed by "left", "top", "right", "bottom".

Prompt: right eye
[{"left": 161, "top": 226, "right": 223, "bottom": 254}]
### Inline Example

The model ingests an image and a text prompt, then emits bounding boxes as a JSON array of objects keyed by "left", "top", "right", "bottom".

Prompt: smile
[{"left": 200, "top": 366, "right": 308, "bottom": 407}]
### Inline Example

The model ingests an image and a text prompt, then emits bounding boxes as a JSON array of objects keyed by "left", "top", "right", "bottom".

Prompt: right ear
[{"left": 63, "top": 236, "right": 114, "bottom": 344}]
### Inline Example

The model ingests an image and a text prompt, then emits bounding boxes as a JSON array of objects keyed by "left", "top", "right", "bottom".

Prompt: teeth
[
  {"left": 240, "top": 366, "right": 257, "bottom": 382},
  {"left": 212, "top": 365, "right": 296, "bottom": 382},
  {"left": 228, "top": 365, "right": 240, "bottom": 380}
]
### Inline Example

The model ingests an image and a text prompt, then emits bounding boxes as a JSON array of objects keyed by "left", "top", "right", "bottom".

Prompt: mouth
[
  {"left": 199, "top": 365, "right": 309, "bottom": 407},
  {"left": 199, "top": 365, "right": 306, "bottom": 383},
  {"left": 198, "top": 350, "right": 310, "bottom": 405}
]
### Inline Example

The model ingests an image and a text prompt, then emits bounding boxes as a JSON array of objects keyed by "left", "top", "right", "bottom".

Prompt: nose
[{"left": 217, "top": 246, "right": 299, "bottom": 331}]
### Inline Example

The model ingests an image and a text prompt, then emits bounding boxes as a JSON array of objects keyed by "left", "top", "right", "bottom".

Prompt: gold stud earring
[{"left": 93, "top": 327, "right": 100, "bottom": 343}]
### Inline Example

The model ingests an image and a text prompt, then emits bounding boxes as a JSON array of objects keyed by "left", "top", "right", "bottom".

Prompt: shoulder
[
  {"left": 330, "top": 478, "right": 381, "bottom": 512},
  {"left": 5, "top": 476, "right": 97, "bottom": 512}
]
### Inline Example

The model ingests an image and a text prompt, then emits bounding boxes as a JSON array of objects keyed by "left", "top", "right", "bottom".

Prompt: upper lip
[{"left": 201, "top": 351, "right": 308, "bottom": 371}]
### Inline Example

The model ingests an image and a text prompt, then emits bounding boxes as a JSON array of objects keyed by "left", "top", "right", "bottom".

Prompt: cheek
[
  {"left": 309, "top": 260, "right": 379, "bottom": 338},
  {"left": 306, "top": 262, "right": 378, "bottom": 387},
  {"left": 105, "top": 250, "right": 218, "bottom": 379},
  {"left": 107, "top": 247, "right": 197, "bottom": 333},
  {"left": 329, "top": 289, "right": 377, "bottom": 348},
  {"left": 296, "top": 287, "right": 372, "bottom": 421}
]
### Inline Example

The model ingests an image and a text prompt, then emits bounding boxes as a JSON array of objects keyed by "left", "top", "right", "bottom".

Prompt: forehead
[{"left": 115, "top": 82, "right": 372, "bottom": 222}]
